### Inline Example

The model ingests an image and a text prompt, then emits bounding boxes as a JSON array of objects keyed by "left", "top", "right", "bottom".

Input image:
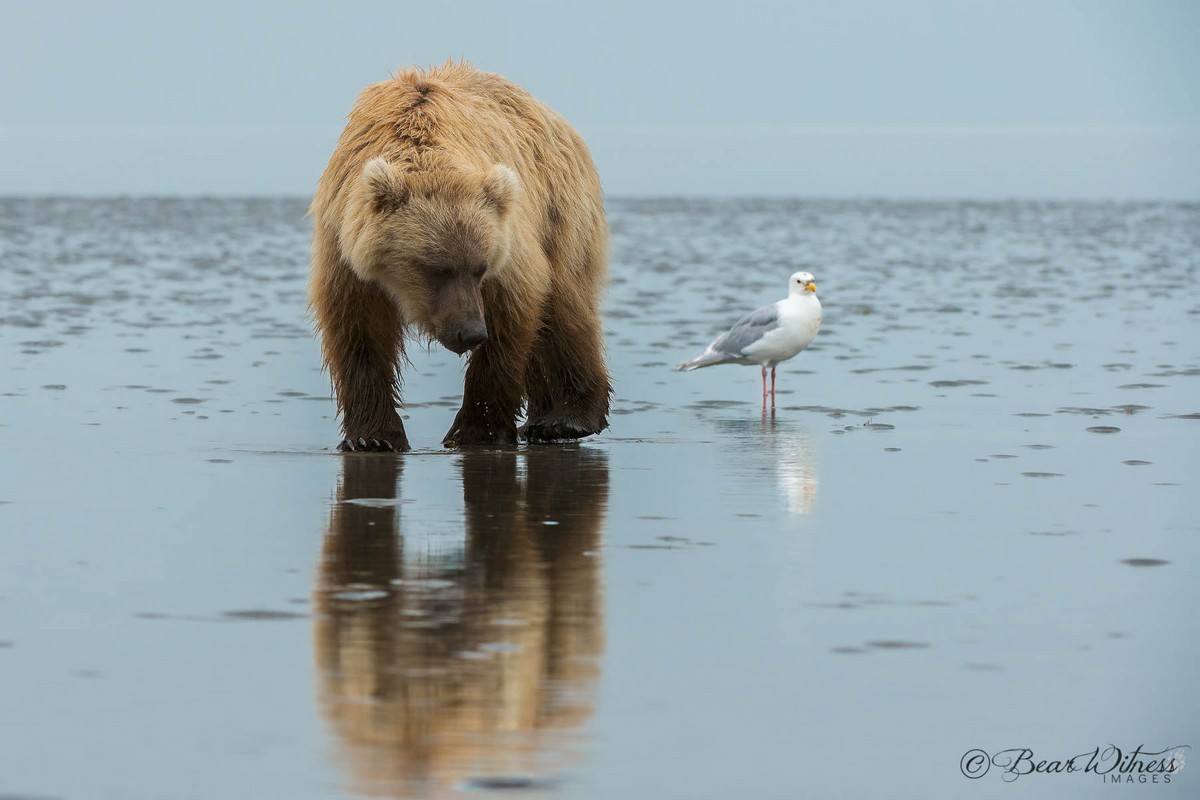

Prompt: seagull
[{"left": 675, "top": 271, "right": 822, "bottom": 408}]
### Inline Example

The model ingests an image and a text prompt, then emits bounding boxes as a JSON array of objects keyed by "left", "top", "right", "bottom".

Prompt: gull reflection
[
  {"left": 710, "top": 414, "right": 819, "bottom": 515},
  {"left": 313, "top": 448, "right": 608, "bottom": 797}
]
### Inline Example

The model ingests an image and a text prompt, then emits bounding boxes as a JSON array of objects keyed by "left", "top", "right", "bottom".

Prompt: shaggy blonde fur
[{"left": 309, "top": 61, "right": 611, "bottom": 451}]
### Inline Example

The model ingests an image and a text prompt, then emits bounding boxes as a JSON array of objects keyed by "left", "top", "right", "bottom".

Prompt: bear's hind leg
[{"left": 524, "top": 289, "right": 612, "bottom": 443}]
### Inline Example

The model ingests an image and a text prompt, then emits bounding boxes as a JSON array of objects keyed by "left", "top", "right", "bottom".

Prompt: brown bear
[{"left": 309, "top": 61, "right": 611, "bottom": 451}]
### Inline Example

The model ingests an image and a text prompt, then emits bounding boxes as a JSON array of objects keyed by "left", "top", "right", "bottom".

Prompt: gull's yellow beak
[{"left": 805, "top": 281, "right": 817, "bottom": 292}]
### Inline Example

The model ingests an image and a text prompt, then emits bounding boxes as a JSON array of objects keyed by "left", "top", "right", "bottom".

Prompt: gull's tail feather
[{"left": 675, "top": 351, "right": 734, "bottom": 371}]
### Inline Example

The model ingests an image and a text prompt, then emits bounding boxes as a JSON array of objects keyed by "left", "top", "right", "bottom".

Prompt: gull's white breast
[{"left": 742, "top": 295, "right": 822, "bottom": 366}]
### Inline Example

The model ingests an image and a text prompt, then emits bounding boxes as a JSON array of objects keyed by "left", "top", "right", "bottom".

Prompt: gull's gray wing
[{"left": 710, "top": 303, "right": 780, "bottom": 356}]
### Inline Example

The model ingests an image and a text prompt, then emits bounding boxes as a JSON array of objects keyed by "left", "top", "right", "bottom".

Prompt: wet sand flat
[{"left": 1, "top": 198, "right": 1197, "bottom": 799}]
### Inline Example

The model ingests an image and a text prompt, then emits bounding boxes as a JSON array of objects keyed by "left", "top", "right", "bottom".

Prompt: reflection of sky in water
[{"left": 0, "top": 198, "right": 1197, "bottom": 799}]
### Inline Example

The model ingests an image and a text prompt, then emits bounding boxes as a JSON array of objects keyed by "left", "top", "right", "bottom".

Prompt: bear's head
[{"left": 341, "top": 157, "right": 521, "bottom": 355}]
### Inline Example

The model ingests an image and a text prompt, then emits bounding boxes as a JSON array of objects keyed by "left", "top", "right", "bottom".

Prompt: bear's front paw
[
  {"left": 442, "top": 422, "right": 517, "bottom": 448},
  {"left": 523, "top": 413, "right": 607, "bottom": 443},
  {"left": 338, "top": 430, "right": 410, "bottom": 453}
]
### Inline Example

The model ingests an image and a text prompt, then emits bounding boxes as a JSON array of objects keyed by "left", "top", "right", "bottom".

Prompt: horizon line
[
  {"left": 3, "top": 192, "right": 1196, "bottom": 204},
  {"left": 3, "top": 123, "right": 1199, "bottom": 138}
]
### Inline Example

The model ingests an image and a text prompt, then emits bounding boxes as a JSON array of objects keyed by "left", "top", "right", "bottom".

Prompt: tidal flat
[{"left": 1, "top": 197, "right": 1197, "bottom": 799}]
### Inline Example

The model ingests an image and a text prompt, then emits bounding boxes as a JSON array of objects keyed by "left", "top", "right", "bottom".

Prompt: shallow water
[{"left": 1, "top": 197, "right": 1197, "bottom": 799}]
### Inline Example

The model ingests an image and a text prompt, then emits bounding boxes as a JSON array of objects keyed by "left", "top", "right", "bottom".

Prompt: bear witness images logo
[{"left": 959, "top": 744, "right": 1189, "bottom": 784}]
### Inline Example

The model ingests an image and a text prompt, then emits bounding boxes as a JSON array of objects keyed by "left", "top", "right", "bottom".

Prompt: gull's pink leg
[
  {"left": 771, "top": 366, "right": 777, "bottom": 408},
  {"left": 761, "top": 365, "right": 768, "bottom": 410}
]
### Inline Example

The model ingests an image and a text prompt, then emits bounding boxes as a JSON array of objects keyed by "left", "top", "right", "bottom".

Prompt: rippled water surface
[{"left": 1, "top": 198, "right": 1198, "bottom": 799}]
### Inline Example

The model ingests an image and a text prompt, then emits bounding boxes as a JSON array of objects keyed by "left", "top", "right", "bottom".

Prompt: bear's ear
[
  {"left": 481, "top": 164, "right": 520, "bottom": 216},
  {"left": 362, "top": 157, "right": 411, "bottom": 213}
]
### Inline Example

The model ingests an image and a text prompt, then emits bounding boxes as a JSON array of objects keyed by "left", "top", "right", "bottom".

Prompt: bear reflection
[{"left": 314, "top": 448, "right": 607, "bottom": 797}]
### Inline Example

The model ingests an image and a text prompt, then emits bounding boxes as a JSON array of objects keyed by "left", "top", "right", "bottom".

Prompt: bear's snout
[{"left": 451, "top": 323, "right": 488, "bottom": 354}]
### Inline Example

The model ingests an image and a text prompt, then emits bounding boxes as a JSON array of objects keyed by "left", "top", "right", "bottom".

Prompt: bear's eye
[{"left": 472, "top": 264, "right": 488, "bottom": 279}]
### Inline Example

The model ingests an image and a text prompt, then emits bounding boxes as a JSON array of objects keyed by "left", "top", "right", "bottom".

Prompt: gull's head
[{"left": 790, "top": 271, "right": 817, "bottom": 296}]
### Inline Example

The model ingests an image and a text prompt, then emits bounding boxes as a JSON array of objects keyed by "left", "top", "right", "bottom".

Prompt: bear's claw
[
  {"left": 441, "top": 426, "right": 518, "bottom": 448},
  {"left": 337, "top": 435, "right": 407, "bottom": 453}
]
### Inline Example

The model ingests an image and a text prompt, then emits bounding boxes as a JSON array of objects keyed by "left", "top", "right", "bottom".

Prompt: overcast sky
[{"left": 2, "top": 0, "right": 1198, "bottom": 197}]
